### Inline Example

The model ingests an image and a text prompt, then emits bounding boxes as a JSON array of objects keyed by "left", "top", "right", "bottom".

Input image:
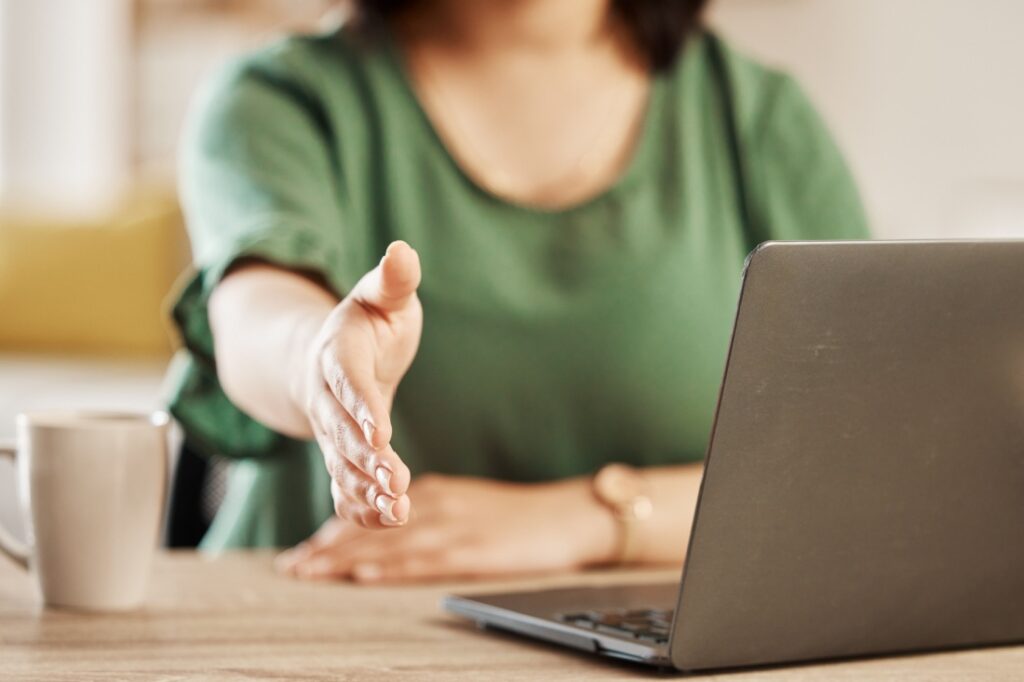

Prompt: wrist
[
  {"left": 548, "top": 477, "right": 619, "bottom": 567},
  {"left": 591, "top": 463, "right": 655, "bottom": 565}
]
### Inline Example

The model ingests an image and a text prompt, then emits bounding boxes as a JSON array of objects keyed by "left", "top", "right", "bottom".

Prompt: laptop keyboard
[{"left": 557, "top": 608, "right": 673, "bottom": 644}]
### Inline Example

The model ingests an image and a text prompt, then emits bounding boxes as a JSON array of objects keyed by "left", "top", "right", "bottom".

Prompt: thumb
[{"left": 352, "top": 241, "right": 421, "bottom": 315}]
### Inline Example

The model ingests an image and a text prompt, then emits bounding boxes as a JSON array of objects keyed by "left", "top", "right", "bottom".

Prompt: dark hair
[{"left": 353, "top": 0, "right": 710, "bottom": 72}]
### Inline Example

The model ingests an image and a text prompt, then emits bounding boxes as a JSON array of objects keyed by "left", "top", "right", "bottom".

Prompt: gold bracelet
[{"left": 592, "top": 463, "right": 654, "bottom": 564}]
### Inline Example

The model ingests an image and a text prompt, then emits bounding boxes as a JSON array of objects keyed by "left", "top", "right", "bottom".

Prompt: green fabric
[{"left": 167, "top": 25, "right": 870, "bottom": 551}]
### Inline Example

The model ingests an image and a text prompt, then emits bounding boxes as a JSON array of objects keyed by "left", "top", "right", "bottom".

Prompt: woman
[{"left": 170, "top": 0, "right": 869, "bottom": 582}]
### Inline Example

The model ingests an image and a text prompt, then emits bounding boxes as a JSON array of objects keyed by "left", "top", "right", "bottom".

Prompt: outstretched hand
[{"left": 297, "top": 241, "right": 423, "bottom": 528}]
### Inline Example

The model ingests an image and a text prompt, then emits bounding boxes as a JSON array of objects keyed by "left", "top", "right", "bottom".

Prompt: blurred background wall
[
  {"left": 710, "top": 0, "right": 1024, "bottom": 240},
  {"left": 1, "top": 0, "right": 1023, "bottom": 537}
]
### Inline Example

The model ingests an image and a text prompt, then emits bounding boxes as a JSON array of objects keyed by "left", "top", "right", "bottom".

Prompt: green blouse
[{"left": 168, "top": 26, "right": 870, "bottom": 550}]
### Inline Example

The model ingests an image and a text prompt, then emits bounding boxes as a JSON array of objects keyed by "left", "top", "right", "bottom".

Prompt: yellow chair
[{"left": 0, "top": 191, "right": 188, "bottom": 357}]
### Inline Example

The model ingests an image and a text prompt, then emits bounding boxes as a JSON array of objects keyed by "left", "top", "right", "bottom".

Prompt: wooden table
[{"left": 2, "top": 552, "right": 1022, "bottom": 680}]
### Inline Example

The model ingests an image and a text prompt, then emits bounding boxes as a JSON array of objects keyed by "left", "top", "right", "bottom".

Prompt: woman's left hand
[{"left": 275, "top": 474, "right": 618, "bottom": 582}]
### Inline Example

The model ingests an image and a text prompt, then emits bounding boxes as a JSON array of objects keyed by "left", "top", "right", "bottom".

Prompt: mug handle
[{"left": 0, "top": 442, "right": 29, "bottom": 569}]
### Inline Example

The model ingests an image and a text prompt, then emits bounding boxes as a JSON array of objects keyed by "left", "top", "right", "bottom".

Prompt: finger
[
  {"left": 315, "top": 390, "right": 411, "bottom": 498},
  {"left": 324, "top": 444, "right": 412, "bottom": 528},
  {"left": 294, "top": 518, "right": 445, "bottom": 581},
  {"left": 320, "top": 346, "right": 393, "bottom": 450},
  {"left": 286, "top": 523, "right": 384, "bottom": 581},
  {"left": 381, "top": 494, "right": 411, "bottom": 526},
  {"left": 310, "top": 422, "right": 353, "bottom": 520},
  {"left": 309, "top": 414, "right": 364, "bottom": 521},
  {"left": 330, "top": 477, "right": 359, "bottom": 521},
  {"left": 334, "top": 465, "right": 403, "bottom": 528},
  {"left": 351, "top": 547, "right": 476, "bottom": 584},
  {"left": 319, "top": 437, "right": 411, "bottom": 529},
  {"left": 290, "top": 522, "right": 403, "bottom": 580},
  {"left": 310, "top": 409, "right": 373, "bottom": 524},
  {"left": 308, "top": 513, "right": 363, "bottom": 550},
  {"left": 350, "top": 241, "right": 421, "bottom": 315},
  {"left": 275, "top": 516, "right": 364, "bottom": 574},
  {"left": 293, "top": 552, "right": 352, "bottom": 581}
]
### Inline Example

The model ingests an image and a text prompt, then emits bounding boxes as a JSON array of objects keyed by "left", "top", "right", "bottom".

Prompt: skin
[
  {"left": 395, "top": 0, "right": 651, "bottom": 208},
  {"left": 209, "top": 0, "right": 705, "bottom": 583}
]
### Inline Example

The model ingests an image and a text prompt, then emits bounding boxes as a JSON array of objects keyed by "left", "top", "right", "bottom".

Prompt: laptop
[{"left": 443, "top": 240, "right": 1024, "bottom": 672}]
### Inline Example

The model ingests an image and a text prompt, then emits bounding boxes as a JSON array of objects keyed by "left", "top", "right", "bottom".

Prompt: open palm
[{"left": 300, "top": 241, "right": 423, "bottom": 528}]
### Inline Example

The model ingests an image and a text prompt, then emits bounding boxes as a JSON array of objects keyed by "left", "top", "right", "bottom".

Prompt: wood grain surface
[{"left": 1, "top": 551, "right": 1022, "bottom": 680}]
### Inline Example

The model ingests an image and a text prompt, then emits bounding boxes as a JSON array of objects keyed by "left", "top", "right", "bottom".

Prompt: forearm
[
  {"left": 551, "top": 463, "right": 704, "bottom": 566},
  {"left": 208, "top": 264, "right": 338, "bottom": 439}
]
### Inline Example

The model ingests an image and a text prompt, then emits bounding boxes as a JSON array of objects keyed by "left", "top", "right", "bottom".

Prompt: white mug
[{"left": 0, "top": 411, "right": 169, "bottom": 611}]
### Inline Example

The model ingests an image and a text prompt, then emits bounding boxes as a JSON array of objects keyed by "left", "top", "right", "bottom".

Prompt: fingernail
[
  {"left": 361, "top": 419, "right": 376, "bottom": 447},
  {"left": 381, "top": 515, "right": 406, "bottom": 527},
  {"left": 375, "top": 493, "right": 396, "bottom": 520},
  {"left": 353, "top": 563, "right": 382, "bottom": 582},
  {"left": 375, "top": 465, "right": 393, "bottom": 495}
]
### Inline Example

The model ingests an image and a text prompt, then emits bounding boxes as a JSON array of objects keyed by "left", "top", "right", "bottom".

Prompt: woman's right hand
[{"left": 295, "top": 241, "right": 422, "bottom": 529}]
